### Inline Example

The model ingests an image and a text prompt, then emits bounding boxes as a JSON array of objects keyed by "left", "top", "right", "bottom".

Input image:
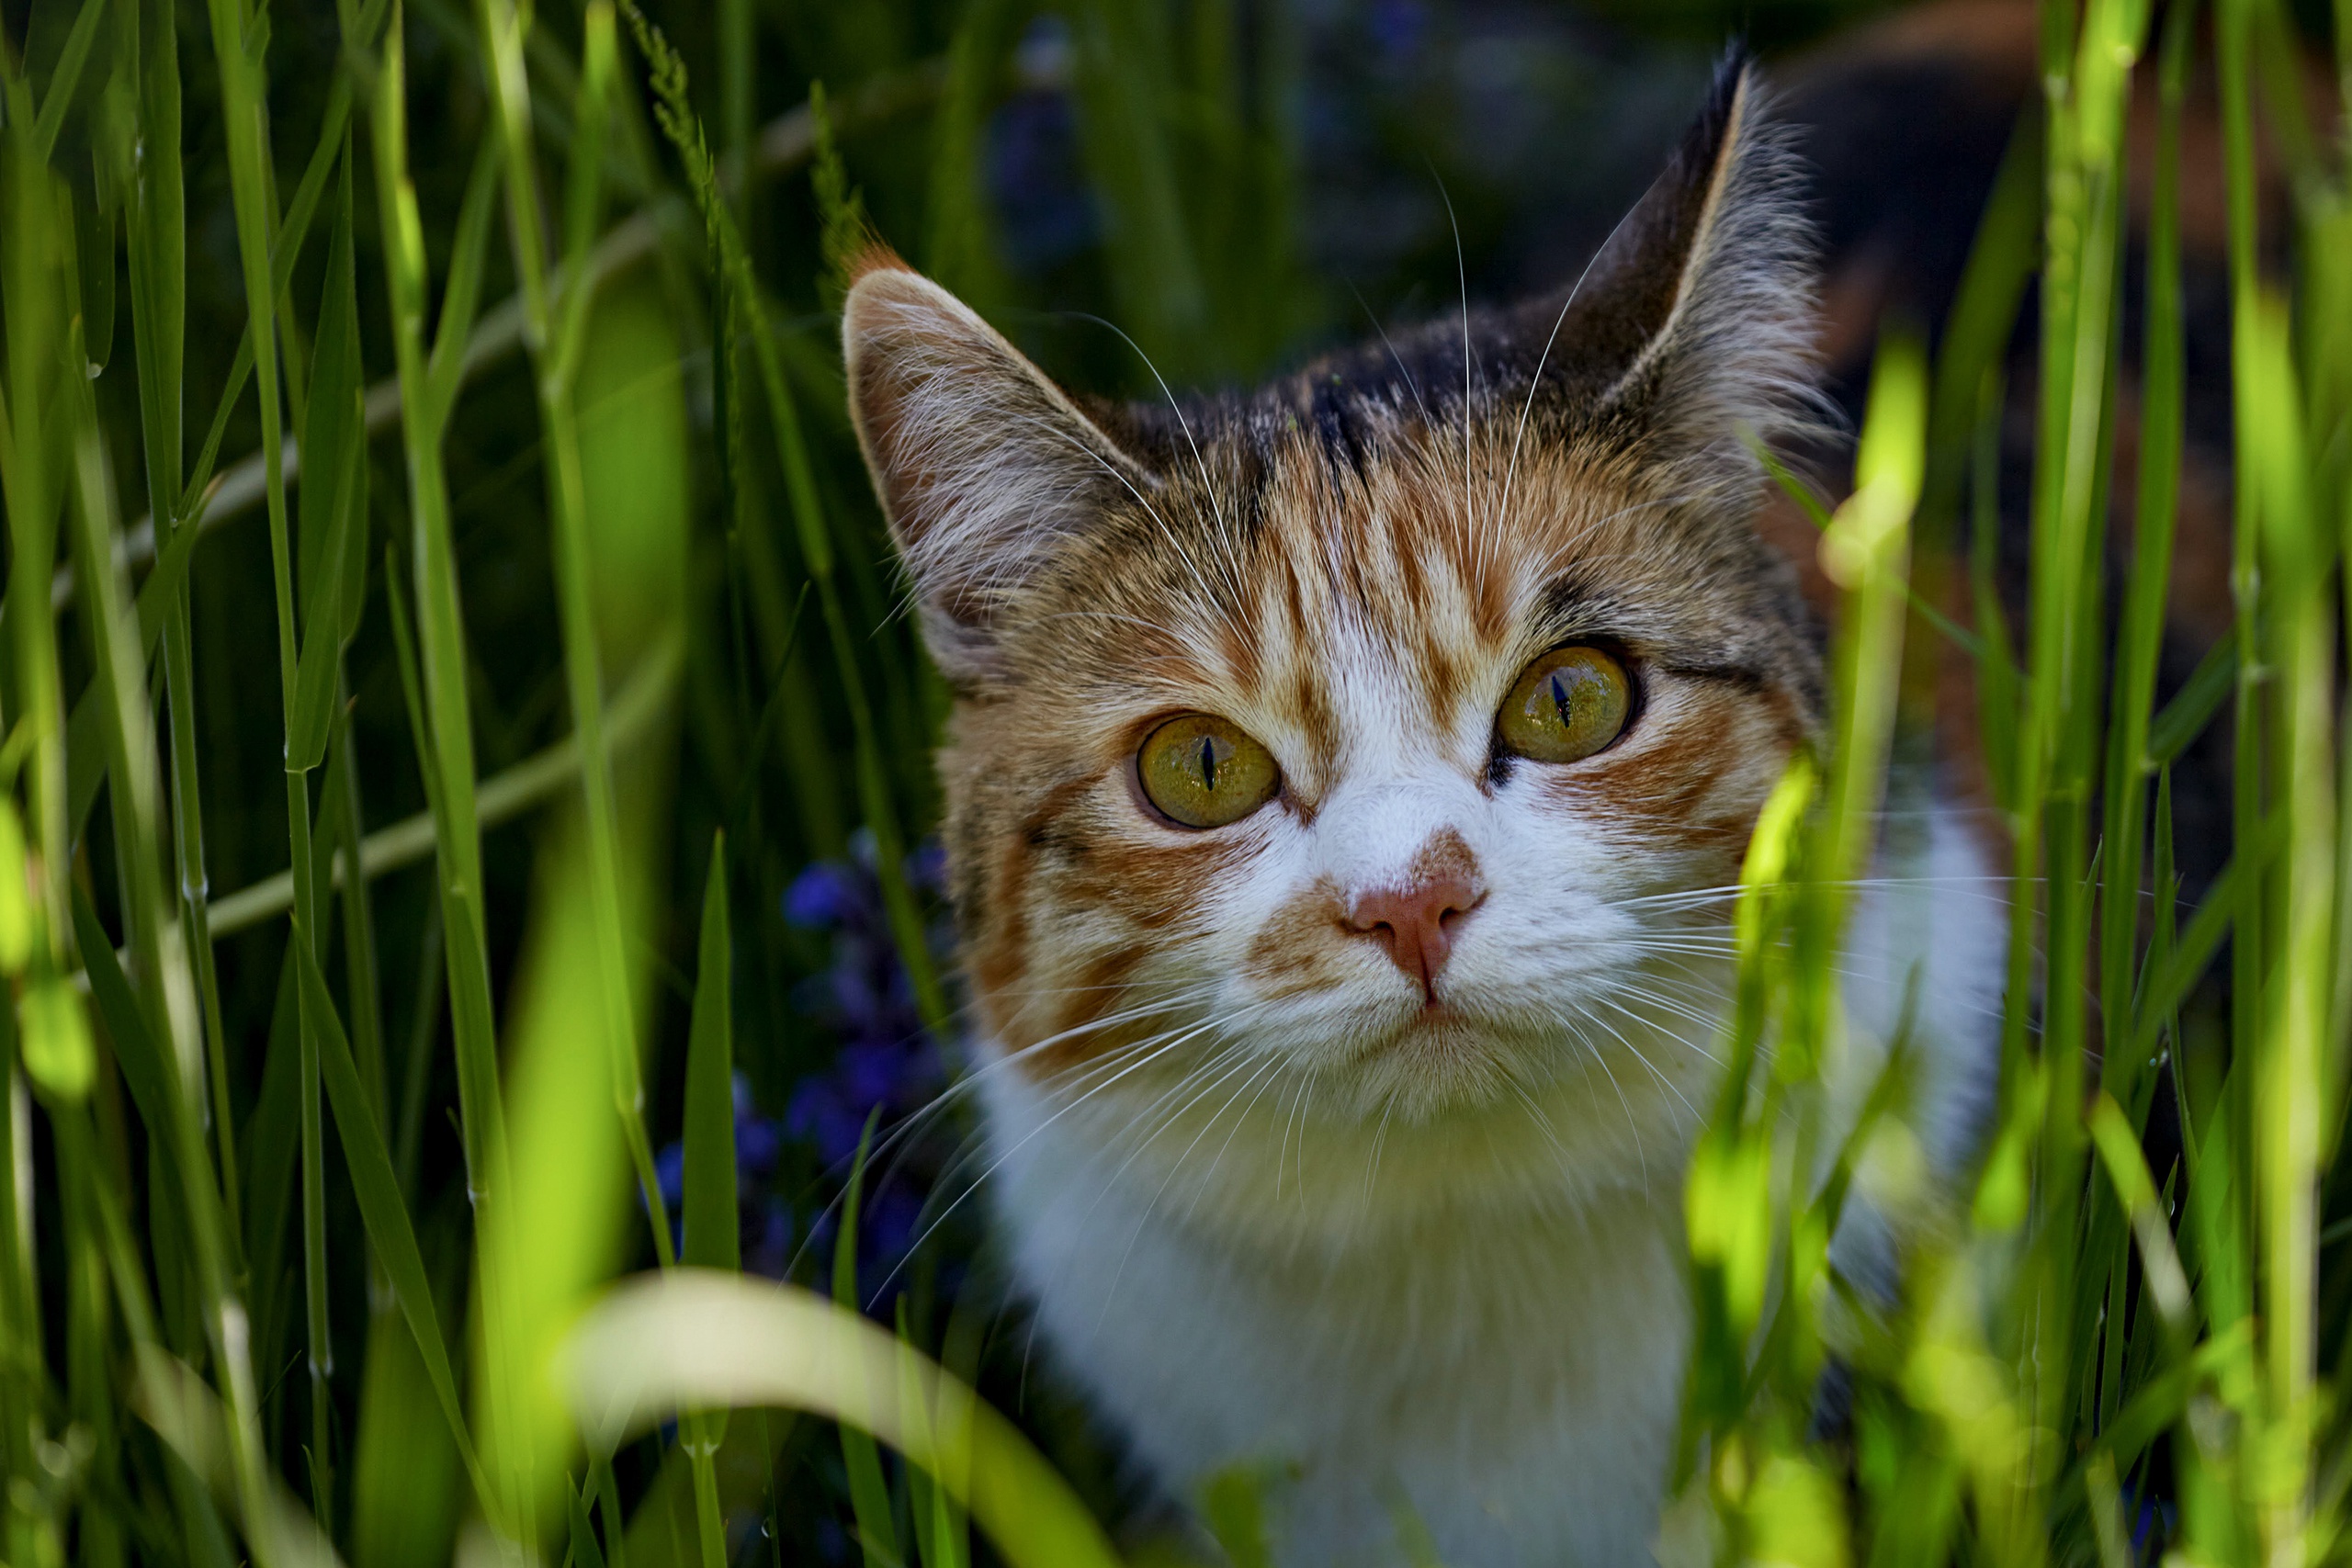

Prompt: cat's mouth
[{"left": 1350, "top": 998, "right": 1512, "bottom": 1073}]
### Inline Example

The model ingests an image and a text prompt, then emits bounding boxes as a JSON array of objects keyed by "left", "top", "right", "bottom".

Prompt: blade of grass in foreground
[
  {"left": 2248, "top": 289, "right": 2328, "bottom": 1568},
  {"left": 472, "top": 0, "right": 678, "bottom": 1270},
  {"left": 565, "top": 1272, "right": 1125, "bottom": 1568}
]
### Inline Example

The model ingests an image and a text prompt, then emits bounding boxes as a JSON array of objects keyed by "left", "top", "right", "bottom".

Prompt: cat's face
[{"left": 846, "top": 65, "right": 1822, "bottom": 1213}]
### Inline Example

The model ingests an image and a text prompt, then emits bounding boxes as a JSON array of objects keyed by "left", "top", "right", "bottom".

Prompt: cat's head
[{"left": 844, "top": 60, "right": 1823, "bottom": 1222}]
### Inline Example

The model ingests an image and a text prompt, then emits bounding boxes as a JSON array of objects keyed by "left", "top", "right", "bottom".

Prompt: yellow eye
[
  {"left": 1137, "top": 714, "right": 1280, "bottom": 829},
  {"left": 1498, "top": 646, "right": 1633, "bottom": 763}
]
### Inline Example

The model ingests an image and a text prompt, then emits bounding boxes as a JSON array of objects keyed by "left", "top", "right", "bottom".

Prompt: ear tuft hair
[
  {"left": 843, "top": 239, "right": 914, "bottom": 290},
  {"left": 842, "top": 269, "right": 1150, "bottom": 686},
  {"left": 1523, "top": 52, "right": 1824, "bottom": 506}
]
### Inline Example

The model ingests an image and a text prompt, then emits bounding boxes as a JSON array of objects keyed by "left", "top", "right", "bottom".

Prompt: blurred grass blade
[
  {"left": 475, "top": 0, "right": 676, "bottom": 1278},
  {"left": 570, "top": 1481, "right": 610, "bottom": 1568},
  {"left": 564, "top": 1273, "right": 1125, "bottom": 1568},
  {"left": 69, "top": 886, "right": 174, "bottom": 1142},
  {"left": 2135, "top": 807, "right": 2286, "bottom": 1055},
  {"left": 2086, "top": 1094, "right": 2194, "bottom": 1346},
  {"left": 63, "top": 504, "right": 205, "bottom": 835},
  {"left": 29, "top": 0, "right": 110, "bottom": 164},
  {"left": 900, "top": 1294, "right": 970, "bottom": 1568},
  {"left": 2147, "top": 637, "right": 2238, "bottom": 768},
  {"left": 1922, "top": 106, "right": 2043, "bottom": 535},
  {"left": 135, "top": 1345, "right": 346, "bottom": 1568}
]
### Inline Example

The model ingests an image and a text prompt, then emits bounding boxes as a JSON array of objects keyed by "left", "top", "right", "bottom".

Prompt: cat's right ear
[{"left": 844, "top": 259, "right": 1146, "bottom": 686}]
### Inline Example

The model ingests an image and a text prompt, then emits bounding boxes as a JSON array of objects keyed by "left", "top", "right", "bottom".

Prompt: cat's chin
[
  {"left": 1339, "top": 1007, "right": 1531, "bottom": 1113},
  {"left": 1306, "top": 1004, "right": 1637, "bottom": 1137}
]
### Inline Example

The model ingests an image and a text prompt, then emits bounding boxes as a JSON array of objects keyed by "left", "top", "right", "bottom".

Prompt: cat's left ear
[
  {"left": 844, "top": 257, "right": 1151, "bottom": 687},
  {"left": 1528, "top": 53, "right": 1817, "bottom": 502}
]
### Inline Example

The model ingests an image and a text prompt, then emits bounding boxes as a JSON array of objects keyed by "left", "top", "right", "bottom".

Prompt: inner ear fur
[
  {"left": 1519, "top": 54, "right": 1820, "bottom": 502},
  {"left": 842, "top": 259, "right": 1150, "bottom": 684}
]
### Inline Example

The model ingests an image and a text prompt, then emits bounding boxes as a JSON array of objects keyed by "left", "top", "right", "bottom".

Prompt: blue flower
[
  {"left": 785, "top": 860, "right": 867, "bottom": 931},
  {"left": 769, "top": 840, "right": 960, "bottom": 1300},
  {"left": 987, "top": 22, "right": 1099, "bottom": 277},
  {"left": 1368, "top": 0, "right": 1429, "bottom": 62}
]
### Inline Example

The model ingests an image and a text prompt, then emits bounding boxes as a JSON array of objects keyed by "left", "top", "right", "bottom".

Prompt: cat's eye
[
  {"left": 1136, "top": 714, "right": 1280, "bottom": 829},
  {"left": 1497, "top": 646, "right": 1633, "bottom": 764}
]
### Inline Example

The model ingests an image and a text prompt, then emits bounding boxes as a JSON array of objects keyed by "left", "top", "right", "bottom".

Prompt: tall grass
[{"left": 0, "top": 0, "right": 2344, "bottom": 1563}]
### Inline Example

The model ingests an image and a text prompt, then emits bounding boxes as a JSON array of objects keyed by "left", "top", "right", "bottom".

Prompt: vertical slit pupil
[
  {"left": 1549, "top": 671, "right": 1575, "bottom": 728},
  {"left": 1198, "top": 734, "right": 1218, "bottom": 791}
]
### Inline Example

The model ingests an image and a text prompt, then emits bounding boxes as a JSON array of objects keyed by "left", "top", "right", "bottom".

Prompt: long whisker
[
  {"left": 1069, "top": 310, "right": 1231, "bottom": 540},
  {"left": 1094, "top": 1051, "right": 1291, "bottom": 1332},
  {"left": 858, "top": 1002, "right": 1271, "bottom": 1302},
  {"left": 1497, "top": 197, "right": 1643, "bottom": 542},
  {"left": 1430, "top": 167, "right": 1480, "bottom": 573},
  {"left": 1187, "top": 1053, "right": 1292, "bottom": 1226}
]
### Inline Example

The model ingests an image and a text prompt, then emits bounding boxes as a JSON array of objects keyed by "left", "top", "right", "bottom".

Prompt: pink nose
[{"left": 1345, "top": 874, "right": 1486, "bottom": 1001}]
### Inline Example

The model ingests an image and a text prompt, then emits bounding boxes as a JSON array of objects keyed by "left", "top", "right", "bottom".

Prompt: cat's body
[{"left": 845, "top": 53, "right": 2006, "bottom": 1568}]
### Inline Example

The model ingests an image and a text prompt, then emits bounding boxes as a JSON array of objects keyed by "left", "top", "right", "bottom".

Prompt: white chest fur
[{"left": 973, "top": 803, "right": 2004, "bottom": 1567}]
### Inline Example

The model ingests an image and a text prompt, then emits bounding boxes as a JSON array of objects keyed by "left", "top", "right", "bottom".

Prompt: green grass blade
[
  {"left": 70, "top": 886, "right": 175, "bottom": 1146},
  {"left": 292, "top": 939, "right": 493, "bottom": 1510},
  {"left": 1922, "top": 106, "right": 2044, "bottom": 537},
  {"left": 203, "top": 0, "right": 340, "bottom": 1520},
  {"left": 288, "top": 144, "right": 366, "bottom": 773},
  {"left": 1064, "top": 0, "right": 1205, "bottom": 379},
  {"left": 683, "top": 835, "right": 739, "bottom": 1281},
  {"left": 28, "top": 0, "right": 108, "bottom": 164},
  {"left": 680, "top": 830, "right": 738, "bottom": 1560},
  {"left": 2146, "top": 636, "right": 2238, "bottom": 769},
  {"left": 922, "top": 0, "right": 1013, "bottom": 308},
  {"left": 2134, "top": 807, "right": 2287, "bottom": 1056},
  {"left": 472, "top": 0, "right": 678, "bottom": 1281},
  {"left": 325, "top": 713, "right": 388, "bottom": 1123},
  {"left": 367, "top": 0, "right": 511, "bottom": 1260},
  {"left": 243, "top": 952, "right": 303, "bottom": 1388},
  {"left": 570, "top": 1480, "right": 611, "bottom": 1568},
  {"left": 834, "top": 1110, "right": 899, "bottom": 1568},
  {"left": 63, "top": 506, "right": 205, "bottom": 835},
  {"left": 2097, "top": 0, "right": 2191, "bottom": 1105},
  {"left": 366, "top": 14, "right": 522, "bottom": 1540},
  {"left": 424, "top": 130, "right": 508, "bottom": 426},
  {"left": 566, "top": 1275, "right": 1125, "bottom": 1568},
  {"left": 125, "top": 0, "right": 244, "bottom": 1261}
]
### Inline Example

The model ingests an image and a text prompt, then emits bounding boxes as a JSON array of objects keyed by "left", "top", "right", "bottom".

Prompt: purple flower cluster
[
  {"left": 986, "top": 17, "right": 1098, "bottom": 276},
  {"left": 787, "top": 836, "right": 954, "bottom": 1280},
  {"left": 780, "top": 837, "right": 948, "bottom": 1171}
]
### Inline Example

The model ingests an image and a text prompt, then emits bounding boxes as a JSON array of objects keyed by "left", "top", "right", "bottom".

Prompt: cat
[{"left": 842, "top": 53, "right": 2003, "bottom": 1568}]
